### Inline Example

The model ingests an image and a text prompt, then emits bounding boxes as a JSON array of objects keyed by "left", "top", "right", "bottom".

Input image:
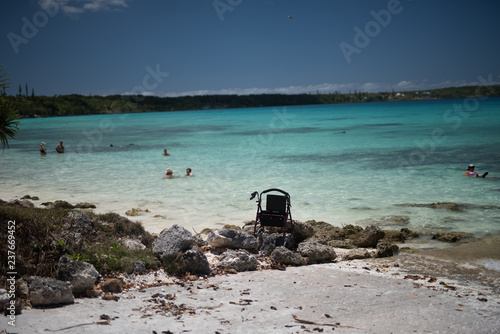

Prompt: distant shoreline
[{"left": 6, "top": 84, "right": 500, "bottom": 118}]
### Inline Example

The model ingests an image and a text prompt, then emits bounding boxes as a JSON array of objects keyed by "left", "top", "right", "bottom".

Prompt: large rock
[
  {"left": 353, "top": 225, "right": 385, "bottom": 248},
  {"left": 376, "top": 240, "right": 399, "bottom": 258},
  {"left": 218, "top": 249, "right": 258, "bottom": 272},
  {"left": 432, "top": 231, "right": 473, "bottom": 243},
  {"left": 65, "top": 211, "right": 93, "bottom": 234},
  {"left": 56, "top": 256, "right": 100, "bottom": 295},
  {"left": 179, "top": 248, "right": 211, "bottom": 275},
  {"left": 293, "top": 221, "right": 316, "bottom": 242},
  {"left": 207, "top": 229, "right": 258, "bottom": 250},
  {"left": 26, "top": 276, "right": 74, "bottom": 307},
  {"left": 335, "top": 248, "right": 372, "bottom": 261},
  {"left": 270, "top": 247, "right": 307, "bottom": 266},
  {"left": 9, "top": 199, "right": 34, "bottom": 208},
  {"left": 298, "top": 242, "right": 337, "bottom": 264},
  {"left": 153, "top": 224, "right": 197, "bottom": 262},
  {"left": 0, "top": 289, "right": 9, "bottom": 311}
]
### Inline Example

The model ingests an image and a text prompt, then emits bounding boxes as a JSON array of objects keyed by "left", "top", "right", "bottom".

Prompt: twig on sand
[
  {"left": 44, "top": 319, "right": 110, "bottom": 332},
  {"left": 292, "top": 314, "right": 358, "bottom": 329}
]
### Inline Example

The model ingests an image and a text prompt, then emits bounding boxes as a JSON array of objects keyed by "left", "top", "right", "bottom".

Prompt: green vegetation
[
  {"left": 5, "top": 84, "right": 500, "bottom": 118},
  {"left": 0, "top": 66, "right": 21, "bottom": 147},
  {"left": 0, "top": 201, "right": 160, "bottom": 279}
]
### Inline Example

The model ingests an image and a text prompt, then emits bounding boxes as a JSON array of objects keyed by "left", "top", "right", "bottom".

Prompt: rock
[
  {"left": 326, "top": 240, "right": 357, "bottom": 249},
  {"left": 305, "top": 220, "right": 343, "bottom": 243},
  {"left": 179, "top": 248, "right": 211, "bottom": 275},
  {"left": 336, "top": 248, "right": 372, "bottom": 261},
  {"left": 357, "top": 215, "right": 410, "bottom": 226},
  {"left": 153, "top": 224, "right": 197, "bottom": 262},
  {"left": 53, "top": 200, "right": 76, "bottom": 209},
  {"left": 56, "top": 256, "right": 100, "bottom": 296},
  {"left": 120, "top": 238, "right": 146, "bottom": 250},
  {"left": 376, "top": 240, "right": 399, "bottom": 258},
  {"left": 21, "top": 194, "right": 39, "bottom": 200},
  {"left": 270, "top": 247, "right": 307, "bottom": 266},
  {"left": 125, "top": 208, "right": 150, "bottom": 216},
  {"left": 207, "top": 229, "right": 258, "bottom": 250},
  {"left": 257, "top": 233, "right": 283, "bottom": 255},
  {"left": 293, "top": 221, "right": 316, "bottom": 242},
  {"left": 432, "top": 232, "right": 473, "bottom": 243},
  {"left": 65, "top": 211, "right": 93, "bottom": 233},
  {"left": 218, "top": 249, "right": 258, "bottom": 272},
  {"left": 395, "top": 202, "right": 466, "bottom": 211},
  {"left": 298, "top": 242, "right": 337, "bottom": 264},
  {"left": 383, "top": 228, "right": 419, "bottom": 242},
  {"left": 353, "top": 225, "right": 385, "bottom": 248},
  {"left": 132, "top": 261, "right": 147, "bottom": 274},
  {"left": 75, "top": 202, "right": 96, "bottom": 209},
  {"left": 101, "top": 278, "right": 123, "bottom": 293},
  {"left": 9, "top": 199, "right": 34, "bottom": 208},
  {"left": 26, "top": 276, "right": 74, "bottom": 307}
]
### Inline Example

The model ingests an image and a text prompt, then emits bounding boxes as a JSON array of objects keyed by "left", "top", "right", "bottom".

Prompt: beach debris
[
  {"left": 102, "top": 293, "right": 120, "bottom": 301},
  {"left": 44, "top": 314, "right": 112, "bottom": 332},
  {"left": 292, "top": 314, "right": 356, "bottom": 329}
]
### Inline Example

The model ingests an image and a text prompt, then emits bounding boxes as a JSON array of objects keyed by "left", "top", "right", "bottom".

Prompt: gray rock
[
  {"left": 26, "top": 276, "right": 74, "bottom": 307},
  {"left": 56, "top": 256, "right": 100, "bottom": 295},
  {"left": 66, "top": 211, "right": 93, "bottom": 233},
  {"left": 218, "top": 249, "right": 258, "bottom": 272},
  {"left": 353, "top": 225, "right": 385, "bottom": 248},
  {"left": 9, "top": 199, "right": 34, "bottom": 208},
  {"left": 179, "top": 248, "right": 211, "bottom": 275},
  {"left": 121, "top": 238, "right": 146, "bottom": 250},
  {"left": 207, "top": 228, "right": 258, "bottom": 250},
  {"left": 132, "top": 261, "right": 147, "bottom": 274},
  {"left": 298, "top": 242, "right": 337, "bottom": 264},
  {"left": 270, "top": 246, "right": 307, "bottom": 266},
  {"left": 337, "top": 248, "right": 372, "bottom": 261},
  {"left": 293, "top": 221, "right": 316, "bottom": 242},
  {"left": 376, "top": 240, "right": 399, "bottom": 258},
  {"left": 153, "top": 224, "right": 197, "bottom": 262}
]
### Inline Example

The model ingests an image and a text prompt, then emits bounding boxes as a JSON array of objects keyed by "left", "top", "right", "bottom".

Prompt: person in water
[
  {"left": 162, "top": 149, "right": 170, "bottom": 156},
  {"left": 55, "top": 141, "right": 64, "bottom": 153},
  {"left": 39, "top": 142, "right": 46, "bottom": 156},
  {"left": 163, "top": 168, "right": 181, "bottom": 178},
  {"left": 463, "top": 164, "right": 488, "bottom": 178},
  {"left": 185, "top": 168, "right": 193, "bottom": 176}
]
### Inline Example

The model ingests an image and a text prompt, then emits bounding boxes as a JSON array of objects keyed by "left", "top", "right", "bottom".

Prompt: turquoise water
[{"left": 1, "top": 98, "right": 500, "bottom": 241}]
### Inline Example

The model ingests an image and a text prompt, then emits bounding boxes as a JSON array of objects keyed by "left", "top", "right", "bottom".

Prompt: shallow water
[{"left": 1, "top": 98, "right": 500, "bottom": 245}]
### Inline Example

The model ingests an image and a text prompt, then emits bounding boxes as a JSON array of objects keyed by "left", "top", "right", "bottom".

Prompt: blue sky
[{"left": 1, "top": 0, "right": 500, "bottom": 97}]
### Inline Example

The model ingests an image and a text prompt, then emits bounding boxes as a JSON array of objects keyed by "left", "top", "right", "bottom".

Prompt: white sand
[{"left": 4, "top": 254, "right": 499, "bottom": 334}]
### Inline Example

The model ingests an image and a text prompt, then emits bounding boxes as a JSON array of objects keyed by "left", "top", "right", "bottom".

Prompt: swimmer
[
  {"left": 185, "top": 168, "right": 193, "bottom": 176},
  {"left": 55, "top": 141, "right": 64, "bottom": 153},
  {"left": 162, "top": 149, "right": 170, "bottom": 156},
  {"left": 39, "top": 142, "right": 46, "bottom": 156},
  {"left": 463, "top": 164, "right": 488, "bottom": 178}
]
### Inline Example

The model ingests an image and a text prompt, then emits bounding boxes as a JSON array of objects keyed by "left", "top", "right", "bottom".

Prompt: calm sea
[{"left": 1, "top": 98, "right": 500, "bottom": 254}]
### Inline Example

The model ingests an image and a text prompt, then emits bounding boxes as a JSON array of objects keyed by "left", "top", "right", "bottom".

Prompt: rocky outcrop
[
  {"left": 298, "top": 242, "right": 337, "bottom": 264},
  {"left": 207, "top": 229, "right": 258, "bottom": 250},
  {"left": 56, "top": 256, "right": 100, "bottom": 296},
  {"left": 26, "top": 276, "right": 74, "bottom": 307},
  {"left": 218, "top": 249, "right": 258, "bottom": 272},
  {"left": 153, "top": 224, "right": 197, "bottom": 262},
  {"left": 153, "top": 225, "right": 210, "bottom": 275},
  {"left": 270, "top": 247, "right": 307, "bottom": 266},
  {"left": 432, "top": 231, "right": 473, "bottom": 243},
  {"left": 353, "top": 225, "right": 385, "bottom": 248}
]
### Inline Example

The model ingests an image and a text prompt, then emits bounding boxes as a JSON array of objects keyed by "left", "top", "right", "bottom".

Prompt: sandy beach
[{"left": 4, "top": 252, "right": 500, "bottom": 334}]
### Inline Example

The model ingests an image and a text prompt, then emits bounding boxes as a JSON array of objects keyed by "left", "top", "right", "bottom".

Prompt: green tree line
[{"left": 4, "top": 85, "right": 500, "bottom": 118}]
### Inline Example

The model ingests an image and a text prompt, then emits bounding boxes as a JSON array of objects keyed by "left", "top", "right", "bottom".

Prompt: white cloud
[{"left": 39, "top": 0, "right": 130, "bottom": 16}]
